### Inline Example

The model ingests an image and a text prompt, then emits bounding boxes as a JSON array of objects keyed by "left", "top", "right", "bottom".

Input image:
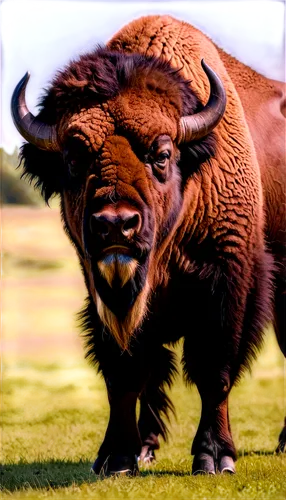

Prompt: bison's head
[{"left": 12, "top": 48, "right": 225, "bottom": 350}]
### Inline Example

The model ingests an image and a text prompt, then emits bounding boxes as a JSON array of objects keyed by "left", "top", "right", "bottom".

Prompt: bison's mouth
[
  {"left": 85, "top": 239, "right": 150, "bottom": 320},
  {"left": 100, "top": 244, "right": 132, "bottom": 257},
  {"left": 80, "top": 196, "right": 156, "bottom": 349},
  {"left": 83, "top": 214, "right": 149, "bottom": 261},
  {"left": 82, "top": 204, "right": 153, "bottom": 329}
]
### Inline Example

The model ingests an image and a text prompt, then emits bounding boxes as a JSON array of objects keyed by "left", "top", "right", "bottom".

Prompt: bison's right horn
[
  {"left": 11, "top": 72, "right": 60, "bottom": 152},
  {"left": 177, "top": 59, "right": 226, "bottom": 144}
]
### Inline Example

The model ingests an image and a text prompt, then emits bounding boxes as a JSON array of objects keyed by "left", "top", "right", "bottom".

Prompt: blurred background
[{"left": 0, "top": 0, "right": 285, "bottom": 486}]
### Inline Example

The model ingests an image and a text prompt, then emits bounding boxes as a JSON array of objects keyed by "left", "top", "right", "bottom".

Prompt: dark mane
[{"left": 46, "top": 46, "right": 201, "bottom": 117}]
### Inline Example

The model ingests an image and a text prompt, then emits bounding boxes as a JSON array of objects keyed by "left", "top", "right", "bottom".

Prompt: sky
[{"left": 1, "top": 0, "right": 285, "bottom": 153}]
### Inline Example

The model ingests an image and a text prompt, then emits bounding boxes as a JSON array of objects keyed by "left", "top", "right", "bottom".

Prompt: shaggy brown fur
[{"left": 18, "top": 15, "right": 285, "bottom": 474}]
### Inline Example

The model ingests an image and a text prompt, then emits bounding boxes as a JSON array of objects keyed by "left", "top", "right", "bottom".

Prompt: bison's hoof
[
  {"left": 138, "top": 445, "right": 156, "bottom": 466},
  {"left": 218, "top": 455, "right": 236, "bottom": 474},
  {"left": 91, "top": 454, "right": 139, "bottom": 476},
  {"left": 276, "top": 440, "right": 286, "bottom": 453},
  {"left": 192, "top": 453, "right": 215, "bottom": 475},
  {"left": 276, "top": 424, "right": 286, "bottom": 453}
]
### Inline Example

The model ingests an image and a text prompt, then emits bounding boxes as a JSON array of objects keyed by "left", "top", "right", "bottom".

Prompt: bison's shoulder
[{"left": 108, "top": 15, "right": 224, "bottom": 102}]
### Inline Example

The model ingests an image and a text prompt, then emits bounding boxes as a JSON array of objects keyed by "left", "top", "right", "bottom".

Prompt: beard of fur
[
  {"left": 97, "top": 255, "right": 138, "bottom": 287},
  {"left": 96, "top": 283, "right": 150, "bottom": 351}
]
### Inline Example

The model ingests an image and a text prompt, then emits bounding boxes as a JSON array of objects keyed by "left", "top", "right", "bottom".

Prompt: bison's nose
[{"left": 90, "top": 208, "right": 141, "bottom": 239}]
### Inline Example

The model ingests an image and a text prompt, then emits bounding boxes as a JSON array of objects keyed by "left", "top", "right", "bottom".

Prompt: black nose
[{"left": 90, "top": 208, "right": 141, "bottom": 239}]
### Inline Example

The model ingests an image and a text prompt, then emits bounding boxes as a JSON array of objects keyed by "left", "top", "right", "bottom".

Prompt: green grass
[
  {"left": 1, "top": 336, "right": 285, "bottom": 499},
  {"left": 1, "top": 206, "right": 286, "bottom": 499}
]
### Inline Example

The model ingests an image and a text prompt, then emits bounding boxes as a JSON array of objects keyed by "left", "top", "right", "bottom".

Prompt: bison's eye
[
  {"left": 147, "top": 135, "right": 173, "bottom": 182},
  {"left": 63, "top": 138, "right": 92, "bottom": 182},
  {"left": 68, "top": 159, "right": 80, "bottom": 178},
  {"left": 65, "top": 156, "right": 88, "bottom": 180},
  {"left": 155, "top": 150, "right": 171, "bottom": 169}
]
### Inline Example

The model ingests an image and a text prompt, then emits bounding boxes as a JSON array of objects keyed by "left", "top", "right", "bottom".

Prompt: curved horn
[
  {"left": 11, "top": 72, "right": 60, "bottom": 152},
  {"left": 177, "top": 59, "right": 226, "bottom": 144}
]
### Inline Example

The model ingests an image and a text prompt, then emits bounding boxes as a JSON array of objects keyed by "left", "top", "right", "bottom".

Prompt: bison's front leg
[
  {"left": 138, "top": 346, "right": 177, "bottom": 465},
  {"left": 183, "top": 253, "right": 272, "bottom": 475},
  {"left": 91, "top": 339, "right": 151, "bottom": 476},
  {"left": 92, "top": 389, "right": 141, "bottom": 475},
  {"left": 190, "top": 376, "right": 235, "bottom": 475},
  {"left": 138, "top": 394, "right": 160, "bottom": 465}
]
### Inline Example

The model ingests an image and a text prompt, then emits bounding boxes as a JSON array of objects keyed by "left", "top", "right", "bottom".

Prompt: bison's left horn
[
  {"left": 177, "top": 60, "right": 226, "bottom": 144},
  {"left": 11, "top": 72, "right": 60, "bottom": 152}
]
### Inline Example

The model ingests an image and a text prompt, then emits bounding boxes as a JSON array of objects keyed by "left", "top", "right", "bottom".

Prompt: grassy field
[{"left": 1, "top": 206, "right": 285, "bottom": 499}]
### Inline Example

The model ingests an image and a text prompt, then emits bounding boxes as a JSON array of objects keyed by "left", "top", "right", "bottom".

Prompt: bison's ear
[
  {"left": 19, "top": 143, "right": 64, "bottom": 204},
  {"left": 178, "top": 132, "right": 217, "bottom": 179}
]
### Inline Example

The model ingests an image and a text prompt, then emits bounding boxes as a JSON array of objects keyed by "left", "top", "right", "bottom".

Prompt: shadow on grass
[
  {"left": 0, "top": 459, "right": 197, "bottom": 491},
  {"left": 237, "top": 450, "right": 277, "bottom": 457},
  {"left": 1, "top": 452, "right": 281, "bottom": 492},
  {"left": 140, "top": 470, "right": 192, "bottom": 478},
  {"left": 0, "top": 460, "right": 97, "bottom": 492}
]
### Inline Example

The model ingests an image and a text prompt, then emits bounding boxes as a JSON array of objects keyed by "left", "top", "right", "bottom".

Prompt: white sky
[{"left": 1, "top": 0, "right": 285, "bottom": 153}]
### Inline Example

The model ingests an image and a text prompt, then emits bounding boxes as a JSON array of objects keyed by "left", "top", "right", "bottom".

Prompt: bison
[{"left": 11, "top": 15, "right": 285, "bottom": 475}]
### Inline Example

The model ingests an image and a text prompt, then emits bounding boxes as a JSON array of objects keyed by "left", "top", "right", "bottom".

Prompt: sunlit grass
[{"left": 1, "top": 335, "right": 285, "bottom": 499}]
